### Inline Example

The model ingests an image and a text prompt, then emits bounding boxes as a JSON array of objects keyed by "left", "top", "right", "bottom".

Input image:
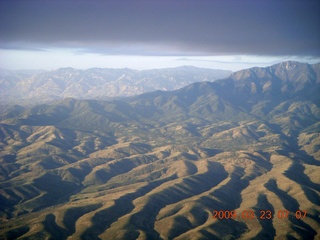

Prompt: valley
[{"left": 0, "top": 61, "right": 319, "bottom": 239}]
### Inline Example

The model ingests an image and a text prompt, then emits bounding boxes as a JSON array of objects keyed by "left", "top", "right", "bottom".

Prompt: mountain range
[
  {"left": 0, "top": 61, "right": 319, "bottom": 239},
  {"left": 0, "top": 66, "right": 231, "bottom": 105}
]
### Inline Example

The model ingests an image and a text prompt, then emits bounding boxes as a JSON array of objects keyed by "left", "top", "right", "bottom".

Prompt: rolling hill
[{"left": 0, "top": 61, "right": 319, "bottom": 239}]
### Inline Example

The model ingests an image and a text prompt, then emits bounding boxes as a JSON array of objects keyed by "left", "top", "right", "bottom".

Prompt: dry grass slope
[{"left": 0, "top": 61, "right": 319, "bottom": 239}]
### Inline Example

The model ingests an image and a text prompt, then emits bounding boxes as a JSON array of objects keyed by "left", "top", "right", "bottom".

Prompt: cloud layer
[{"left": 1, "top": 0, "right": 319, "bottom": 56}]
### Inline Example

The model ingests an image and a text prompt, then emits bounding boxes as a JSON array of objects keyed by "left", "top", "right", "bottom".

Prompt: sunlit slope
[{"left": 0, "top": 61, "right": 319, "bottom": 239}]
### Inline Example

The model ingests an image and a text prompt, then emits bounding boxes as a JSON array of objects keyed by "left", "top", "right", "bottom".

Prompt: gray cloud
[{"left": 0, "top": 0, "right": 319, "bottom": 56}]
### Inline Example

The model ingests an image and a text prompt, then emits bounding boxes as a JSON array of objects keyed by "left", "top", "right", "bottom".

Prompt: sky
[{"left": 0, "top": 0, "right": 319, "bottom": 71}]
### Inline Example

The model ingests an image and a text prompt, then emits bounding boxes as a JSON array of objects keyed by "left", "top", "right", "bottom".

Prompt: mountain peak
[
  {"left": 230, "top": 61, "right": 317, "bottom": 82},
  {"left": 1, "top": 61, "right": 320, "bottom": 239},
  {"left": 271, "top": 60, "right": 304, "bottom": 70},
  {"left": 0, "top": 66, "right": 231, "bottom": 105}
]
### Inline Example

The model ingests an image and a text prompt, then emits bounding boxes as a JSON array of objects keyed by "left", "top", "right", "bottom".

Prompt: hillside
[{"left": 0, "top": 61, "right": 319, "bottom": 239}]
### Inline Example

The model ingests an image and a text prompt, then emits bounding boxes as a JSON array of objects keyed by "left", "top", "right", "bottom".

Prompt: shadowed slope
[{"left": 0, "top": 61, "right": 319, "bottom": 239}]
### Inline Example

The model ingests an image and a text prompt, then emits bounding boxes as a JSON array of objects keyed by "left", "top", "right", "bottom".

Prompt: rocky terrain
[
  {"left": 0, "top": 66, "right": 231, "bottom": 105},
  {"left": 0, "top": 61, "right": 319, "bottom": 239}
]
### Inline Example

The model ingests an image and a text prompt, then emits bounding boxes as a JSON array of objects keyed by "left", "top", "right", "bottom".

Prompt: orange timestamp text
[{"left": 212, "top": 209, "right": 307, "bottom": 220}]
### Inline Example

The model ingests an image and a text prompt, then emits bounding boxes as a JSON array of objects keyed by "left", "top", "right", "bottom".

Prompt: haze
[{"left": 1, "top": 1, "right": 320, "bottom": 238}]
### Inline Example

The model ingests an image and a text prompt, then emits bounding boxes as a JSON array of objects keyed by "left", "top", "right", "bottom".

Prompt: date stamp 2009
[{"left": 212, "top": 210, "right": 307, "bottom": 220}]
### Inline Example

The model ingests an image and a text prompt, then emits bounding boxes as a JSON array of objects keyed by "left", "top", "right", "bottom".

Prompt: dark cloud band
[{"left": 1, "top": 0, "right": 319, "bottom": 56}]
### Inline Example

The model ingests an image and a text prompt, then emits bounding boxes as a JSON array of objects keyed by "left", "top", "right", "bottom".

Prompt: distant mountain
[
  {"left": 0, "top": 66, "right": 231, "bottom": 105},
  {"left": 0, "top": 61, "right": 319, "bottom": 239},
  {"left": 124, "top": 61, "right": 320, "bottom": 132}
]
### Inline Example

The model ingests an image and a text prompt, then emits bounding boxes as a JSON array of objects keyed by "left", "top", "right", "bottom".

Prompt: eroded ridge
[{"left": 1, "top": 61, "right": 320, "bottom": 239}]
